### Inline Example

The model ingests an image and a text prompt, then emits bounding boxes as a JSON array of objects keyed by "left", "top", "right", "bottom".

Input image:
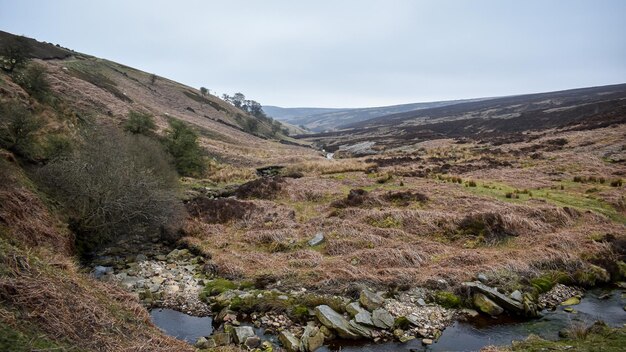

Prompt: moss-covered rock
[{"left": 434, "top": 290, "right": 462, "bottom": 308}]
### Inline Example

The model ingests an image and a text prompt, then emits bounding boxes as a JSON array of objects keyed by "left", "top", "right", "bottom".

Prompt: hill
[
  {"left": 265, "top": 98, "right": 485, "bottom": 132},
  {"left": 302, "top": 83, "right": 626, "bottom": 155}
]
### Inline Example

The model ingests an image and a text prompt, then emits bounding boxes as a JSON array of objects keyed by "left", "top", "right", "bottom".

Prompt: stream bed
[{"left": 150, "top": 288, "right": 625, "bottom": 351}]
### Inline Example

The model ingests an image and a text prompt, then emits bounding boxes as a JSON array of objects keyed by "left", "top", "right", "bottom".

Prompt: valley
[{"left": 0, "top": 30, "right": 625, "bottom": 352}]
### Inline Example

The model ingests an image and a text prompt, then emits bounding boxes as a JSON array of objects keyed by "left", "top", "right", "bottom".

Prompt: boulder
[
  {"left": 314, "top": 305, "right": 359, "bottom": 339},
  {"left": 359, "top": 289, "right": 384, "bottom": 311},
  {"left": 300, "top": 325, "right": 324, "bottom": 352},
  {"left": 354, "top": 310, "right": 374, "bottom": 326},
  {"left": 345, "top": 302, "right": 365, "bottom": 317},
  {"left": 463, "top": 281, "right": 535, "bottom": 316},
  {"left": 473, "top": 293, "right": 504, "bottom": 316},
  {"left": 279, "top": 330, "right": 301, "bottom": 352},
  {"left": 349, "top": 320, "right": 374, "bottom": 338},
  {"left": 232, "top": 326, "right": 256, "bottom": 344},
  {"left": 245, "top": 336, "right": 261, "bottom": 349},
  {"left": 371, "top": 308, "right": 394, "bottom": 329},
  {"left": 308, "top": 233, "right": 325, "bottom": 246}
]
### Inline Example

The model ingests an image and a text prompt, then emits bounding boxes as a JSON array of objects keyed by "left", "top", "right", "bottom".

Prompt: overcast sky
[{"left": 2, "top": 1, "right": 625, "bottom": 108}]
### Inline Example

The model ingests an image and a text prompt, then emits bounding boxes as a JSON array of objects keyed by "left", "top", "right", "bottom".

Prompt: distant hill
[
  {"left": 265, "top": 99, "right": 486, "bottom": 132},
  {"left": 302, "top": 83, "right": 626, "bottom": 155}
]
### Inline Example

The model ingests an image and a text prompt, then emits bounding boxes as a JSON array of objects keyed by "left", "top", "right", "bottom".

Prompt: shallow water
[
  {"left": 150, "top": 308, "right": 213, "bottom": 343},
  {"left": 322, "top": 288, "right": 625, "bottom": 352},
  {"left": 150, "top": 288, "right": 624, "bottom": 350}
]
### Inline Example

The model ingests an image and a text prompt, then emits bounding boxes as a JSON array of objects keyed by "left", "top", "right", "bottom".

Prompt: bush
[
  {"left": 43, "top": 134, "right": 73, "bottom": 160},
  {"left": 0, "top": 102, "right": 43, "bottom": 158},
  {"left": 610, "top": 179, "right": 623, "bottom": 187},
  {"left": 14, "top": 63, "right": 50, "bottom": 102},
  {"left": 163, "top": 120, "right": 206, "bottom": 177},
  {"left": 124, "top": 110, "right": 156, "bottom": 135},
  {"left": 37, "top": 127, "right": 183, "bottom": 253}
]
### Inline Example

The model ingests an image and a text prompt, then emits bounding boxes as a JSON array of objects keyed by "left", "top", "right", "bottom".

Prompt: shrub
[
  {"left": 163, "top": 120, "right": 206, "bottom": 177},
  {"left": 43, "top": 134, "right": 73, "bottom": 160},
  {"left": 37, "top": 127, "right": 183, "bottom": 253},
  {"left": 610, "top": 179, "right": 623, "bottom": 187},
  {"left": 14, "top": 63, "right": 50, "bottom": 101},
  {"left": 124, "top": 110, "right": 156, "bottom": 135},
  {"left": 0, "top": 102, "right": 43, "bottom": 158},
  {"left": 467, "top": 180, "right": 477, "bottom": 187}
]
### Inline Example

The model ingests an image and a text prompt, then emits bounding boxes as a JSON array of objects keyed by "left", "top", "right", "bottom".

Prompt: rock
[
  {"left": 422, "top": 338, "right": 433, "bottom": 345},
  {"left": 560, "top": 297, "right": 581, "bottom": 306},
  {"left": 308, "top": 233, "right": 325, "bottom": 246},
  {"left": 459, "top": 308, "right": 480, "bottom": 319},
  {"left": 349, "top": 320, "right": 374, "bottom": 338},
  {"left": 477, "top": 273, "right": 488, "bottom": 283},
  {"left": 155, "top": 254, "right": 167, "bottom": 261},
  {"left": 371, "top": 308, "right": 394, "bottom": 329},
  {"left": 211, "top": 332, "right": 231, "bottom": 346},
  {"left": 164, "top": 284, "right": 180, "bottom": 295},
  {"left": 245, "top": 336, "right": 261, "bottom": 349},
  {"left": 278, "top": 295, "right": 289, "bottom": 300},
  {"left": 232, "top": 326, "right": 255, "bottom": 344},
  {"left": 360, "top": 289, "right": 384, "bottom": 311},
  {"left": 314, "top": 305, "right": 359, "bottom": 339},
  {"left": 151, "top": 276, "right": 166, "bottom": 284},
  {"left": 473, "top": 293, "right": 504, "bottom": 316},
  {"left": 120, "top": 276, "right": 140, "bottom": 289},
  {"left": 564, "top": 307, "right": 576, "bottom": 313},
  {"left": 510, "top": 290, "right": 523, "bottom": 302},
  {"left": 195, "top": 336, "right": 217, "bottom": 348},
  {"left": 463, "top": 281, "right": 535, "bottom": 317},
  {"left": 416, "top": 298, "right": 426, "bottom": 306},
  {"left": 319, "top": 325, "right": 334, "bottom": 340},
  {"left": 598, "top": 293, "right": 612, "bottom": 300},
  {"left": 354, "top": 310, "right": 374, "bottom": 326},
  {"left": 346, "top": 302, "right": 364, "bottom": 317},
  {"left": 300, "top": 325, "right": 324, "bottom": 352},
  {"left": 93, "top": 266, "right": 113, "bottom": 279},
  {"left": 136, "top": 254, "right": 147, "bottom": 262},
  {"left": 279, "top": 330, "right": 300, "bottom": 352}
]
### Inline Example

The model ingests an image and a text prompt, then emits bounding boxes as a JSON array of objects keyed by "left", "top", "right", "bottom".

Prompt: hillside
[
  {"left": 302, "top": 83, "right": 626, "bottom": 155},
  {"left": 265, "top": 98, "right": 485, "bottom": 132},
  {"left": 1, "top": 30, "right": 625, "bottom": 352}
]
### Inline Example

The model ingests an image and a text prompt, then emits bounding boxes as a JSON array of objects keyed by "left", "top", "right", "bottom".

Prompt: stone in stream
[
  {"left": 463, "top": 281, "right": 537, "bottom": 317},
  {"left": 473, "top": 293, "right": 504, "bottom": 316},
  {"left": 300, "top": 325, "right": 325, "bottom": 352},
  {"left": 279, "top": 330, "right": 301, "bottom": 352},
  {"left": 314, "top": 305, "right": 359, "bottom": 339},
  {"left": 359, "top": 289, "right": 384, "bottom": 311},
  {"left": 232, "top": 326, "right": 256, "bottom": 344},
  {"left": 308, "top": 233, "right": 325, "bottom": 246},
  {"left": 244, "top": 336, "right": 261, "bottom": 349},
  {"left": 560, "top": 297, "right": 581, "bottom": 306},
  {"left": 371, "top": 308, "right": 394, "bottom": 329}
]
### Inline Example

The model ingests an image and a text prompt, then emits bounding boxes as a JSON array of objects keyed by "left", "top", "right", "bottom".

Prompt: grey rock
[
  {"left": 279, "top": 330, "right": 301, "bottom": 352},
  {"left": 232, "top": 326, "right": 256, "bottom": 344},
  {"left": 300, "top": 325, "right": 324, "bottom": 352},
  {"left": 308, "top": 233, "right": 325, "bottom": 246},
  {"left": 345, "top": 302, "right": 365, "bottom": 317},
  {"left": 349, "top": 320, "right": 374, "bottom": 338},
  {"left": 314, "top": 305, "right": 359, "bottom": 339},
  {"left": 477, "top": 273, "right": 488, "bottom": 283},
  {"left": 359, "top": 289, "right": 384, "bottom": 311},
  {"left": 93, "top": 266, "right": 113, "bottom": 279},
  {"left": 510, "top": 290, "right": 523, "bottom": 302},
  {"left": 244, "top": 336, "right": 261, "bottom": 349},
  {"left": 354, "top": 310, "right": 374, "bottom": 326},
  {"left": 371, "top": 308, "right": 394, "bottom": 329},
  {"left": 462, "top": 281, "right": 532, "bottom": 316},
  {"left": 416, "top": 298, "right": 426, "bottom": 306},
  {"left": 473, "top": 293, "right": 504, "bottom": 316},
  {"left": 136, "top": 254, "right": 147, "bottom": 262}
]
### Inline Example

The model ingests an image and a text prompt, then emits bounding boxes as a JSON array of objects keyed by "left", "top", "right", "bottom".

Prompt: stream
[{"left": 150, "top": 288, "right": 625, "bottom": 351}]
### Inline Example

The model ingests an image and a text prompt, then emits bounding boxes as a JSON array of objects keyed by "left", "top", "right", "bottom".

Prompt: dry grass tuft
[{"left": 284, "top": 159, "right": 376, "bottom": 175}]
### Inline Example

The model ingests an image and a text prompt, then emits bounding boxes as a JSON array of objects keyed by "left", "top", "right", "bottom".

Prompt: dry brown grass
[{"left": 283, "top": 159, "right": 376, "bottom": 175}]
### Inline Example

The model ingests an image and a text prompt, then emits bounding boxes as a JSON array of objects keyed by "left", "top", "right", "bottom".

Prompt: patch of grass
[
  {"left": 368, "top": 215, "right": 403, "bottom": 228},
  {"left": 508, "top": 323, "right": 626, "bottom": 352},
  {"left": 201, "top": 278, "right": 238, "bottom": 297},
  {"left": 0, "top": 324, "right": 72, "bottom": 352},
  {"left": 530, "top": 271, "right": 570, "bottom": 294}
]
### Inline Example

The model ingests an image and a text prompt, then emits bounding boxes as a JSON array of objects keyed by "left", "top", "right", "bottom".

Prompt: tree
[
  {"left": 163, "top": 120, "right": 206, "bottom": 177},
  {"left": 37, "top": 127, "right": 183, "bottom": 252},
  {"left": 0, "top": 36, "right": 30, "bottom": 73},
  {"left": 244, "top": 118, "right": 259, "bottom": 134},
  {"left": 200, "top": 87, "right": 208, "bottom": 96},
  {"left": 124, "top": 110, "right": 156, "bottom": 135},
  {"left": 150, "top": 74, "right": 157, "bottom": 85},
  {"left": 231, "top": 92, "right": 246, "bottom": 109}
]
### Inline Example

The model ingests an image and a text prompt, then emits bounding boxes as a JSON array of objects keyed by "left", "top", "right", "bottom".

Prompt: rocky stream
[{"left": 89, "top": 240, "right": 626, "bottom": 352}]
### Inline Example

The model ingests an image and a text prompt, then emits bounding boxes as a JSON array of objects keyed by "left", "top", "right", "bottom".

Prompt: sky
[{"left": 1, "top": 0, "right": 625, "bottom": 108}]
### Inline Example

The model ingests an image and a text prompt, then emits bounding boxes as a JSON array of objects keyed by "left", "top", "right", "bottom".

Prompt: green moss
[
  {"left": 573, "top": 264, "right": 610, "bottom": 287},
  {"left": 292, "top": 305, "right": 309, "bottom": 320},
  {"left": 434, "top": 291, "right": 462, "bottom": 308},
  {"left": 0, "top": 324, "right": 75, "bottom": 352},
  {"left": 394, "top": 316, "right": 411, "bottom": 329},
  {"left": 368, "top": 215, "right": 403, "bottom": 228},
  {"left": 531, "top": 271, "right": 570, "bottom": 294},
  {"left": 201, "top": 278, "right": 238, "bottom": 298},
  {"left": 510, "top": 325, "right": 626, "bottom": 352}
]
